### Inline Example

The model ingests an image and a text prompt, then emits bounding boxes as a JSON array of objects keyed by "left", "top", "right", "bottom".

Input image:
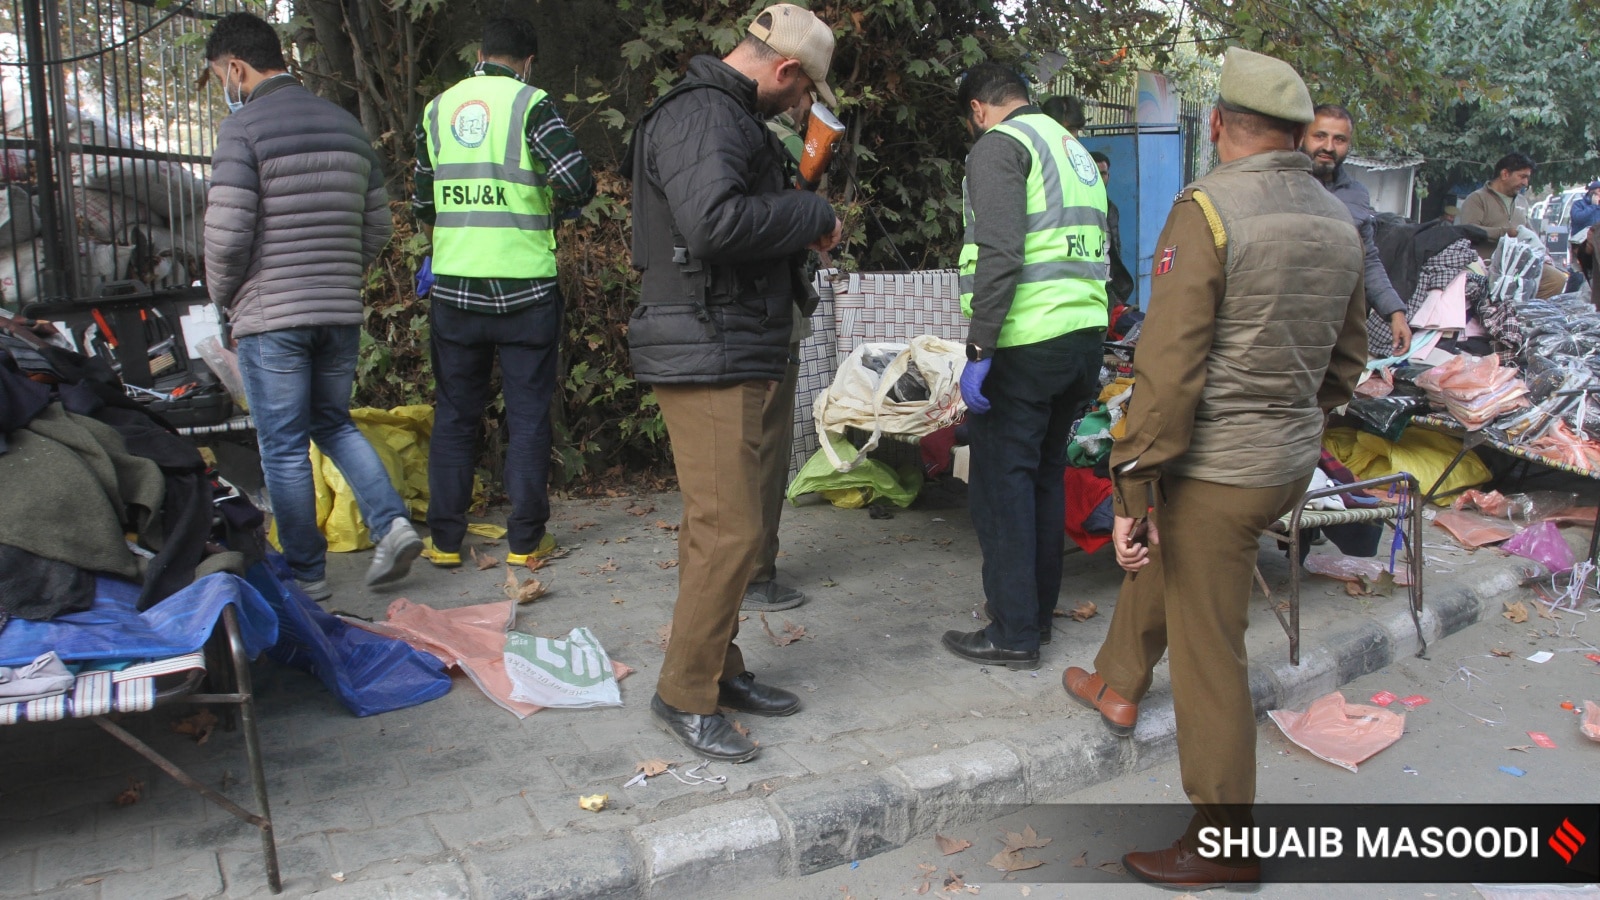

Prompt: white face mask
[{"left": 223, "top": 64, "right": 245, "bottom": 112}]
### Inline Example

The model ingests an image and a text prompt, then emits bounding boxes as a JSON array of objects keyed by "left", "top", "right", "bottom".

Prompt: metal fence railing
[
  {"left": 1044, "top": 71, "right": 1213, "bottom": 184},
  {"left": 0, "top": 0, "right": 254, "bottom": 309}
]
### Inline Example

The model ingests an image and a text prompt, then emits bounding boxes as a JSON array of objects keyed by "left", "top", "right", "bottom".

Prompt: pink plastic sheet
[
  {"left": 1501, "top": 521, "right": 1576, "bottom": 573},
  {"left": 1432, "top": 509, "right": 1519, "bottom": 547},
  {"left": 356, "top": 599, "right": 633, "bottom": 718},
  {"left": 1583, "top": 701, "right": 1600, "bottom": 743},
  {"left": 1303, "top": 554, "right": 1413, "bottom": 586},
  {"left": 1268, "top": 692, "right": 1406, "bottom": 773}
]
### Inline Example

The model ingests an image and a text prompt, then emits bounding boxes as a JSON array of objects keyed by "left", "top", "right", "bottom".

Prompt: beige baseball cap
[{"left": 748, "top": 4, "right": 837, "bottom": 107}]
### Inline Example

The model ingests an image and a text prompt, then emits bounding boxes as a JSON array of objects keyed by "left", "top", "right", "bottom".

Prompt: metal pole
[
  {"left": 41, "top": 0, "right": 78, "bottom": 296},
  {"left": 19, "top": 0, "right": 68, "bottom": 300}
]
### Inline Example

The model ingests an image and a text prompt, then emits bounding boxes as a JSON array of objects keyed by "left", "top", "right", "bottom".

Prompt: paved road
[{"left": 736, "top": 590, "right": 1600, "bottom": 899}]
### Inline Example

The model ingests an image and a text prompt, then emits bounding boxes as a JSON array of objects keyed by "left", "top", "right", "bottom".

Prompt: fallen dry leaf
[
  {"left": 501, "top": 565, "right": 549, "bottom": 604},
  {"left": 578, "top": 793, "right": 607, "bottom": 812},
  {"left": 572, "top": 521, "right": 599, "bottom": 531},
  {"left": 627, "top": 503, "right": 655, "bottom": 517},
  {"left": 470, "top": 547, "right": 499, "bottom": 570},
  {"left": 1491, "top": 648, "right": 1514, "bottom": 658},
  {"left": 635, "top": 759, "right": 671, "bottom": 778},
  {"left": 1071, "top": 850, "right": 1088, "bottom": 867},
  {"left": 598, "top": 558, "right": 619, "bottom": 573},
  {"left": 1535, "top": 603, "right": 1561, "bottom": 621},
  {"left": 1067, "top": 600, "right": 1097, "bottom": 622},
  {"left": 653, "top": 519, "right": 679, "bottom": 532},
  {"left": 113, "top": 777, "right": 143, "bottom": 807},
  {"left": 760, "top": 613, "right": 809, "bottom": 646},
  {"left": 914, "top": 862, "right": 938, "bottom": 894},
  {"left": 943, "top": 869, "right": 967, "bottom": 891},
  {"left": 1019, "top": 888, "right": 1030, "bottom": 897},
  {"left": 657, "top": 559, "right": 679, "bottom": 569},
  {"left": 729, "top": 718, "right": 750, "bottom": 738},
  {"left": 656, "top": 623, "right": 672, "bottom": 652},
  {"left": 1503, "top": 601, "right": 1529, "bottom": 623},
  {"left": 611, "top": 596, "right": 625, "bottom": 605},
  {"left": 935, "top": 833, "right": 972, "bottom": 855},
  {"left": 1344, "top": 580, "right": 1367, "bottom": 597},
  {"left": 171, "top": 709, "right": 218, "bottom": 744},
  {"left": 1096, "top": 860, "right": 1126, "bottom": 875},
  {"left": 1000, "top": 824, "right": 1051, "bottom": 851},
  {"left": 987, "top": 848, "right": 1044, "bottom": 873}
]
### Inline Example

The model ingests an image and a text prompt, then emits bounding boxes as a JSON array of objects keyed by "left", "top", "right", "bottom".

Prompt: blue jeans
[
  {"left": 967, "top": 327, "right": 1104, "bottom": 651},
  {"left": 237, "top": 325, "right": 407, "bottom": 582},
  {"left": 427, "top": 296, "right": 562, "bottom": 555}
]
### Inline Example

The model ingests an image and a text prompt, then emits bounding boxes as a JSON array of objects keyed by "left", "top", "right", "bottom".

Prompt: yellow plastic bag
[{"left": 1323, "top": 427, "right": 1491, "bottom": 505}]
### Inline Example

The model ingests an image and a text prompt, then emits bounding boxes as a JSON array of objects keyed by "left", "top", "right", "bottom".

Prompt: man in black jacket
[{"left": 628, "top": 3, "right": 841, "bottom": 763}]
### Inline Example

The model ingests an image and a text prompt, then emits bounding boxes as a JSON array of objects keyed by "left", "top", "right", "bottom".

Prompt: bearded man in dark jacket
[{"left": 627, "top": 3, "right": 841, "bottom": 763}]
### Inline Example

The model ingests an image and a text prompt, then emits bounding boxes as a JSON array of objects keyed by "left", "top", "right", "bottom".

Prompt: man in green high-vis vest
[
  {"left": 413, "top": 16, "right": 594, "bottom": 569},
  {"left": 941, "top": 63, "right": 1108, "bottom": 672}
]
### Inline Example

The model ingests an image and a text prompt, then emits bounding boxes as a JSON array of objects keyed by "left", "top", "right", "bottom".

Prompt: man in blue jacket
[{"left": 204, "top": 12, "right": 422, "bottom": 601}]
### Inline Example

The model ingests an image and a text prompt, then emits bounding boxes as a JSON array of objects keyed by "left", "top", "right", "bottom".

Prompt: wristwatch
[{"left": 965, "top": 342, "right": 986, "bottom": 362}]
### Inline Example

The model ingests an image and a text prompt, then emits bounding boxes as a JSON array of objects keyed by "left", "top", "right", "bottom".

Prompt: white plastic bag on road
[
  {"left": 813, "top": 335, "right": 966, "bottom": 472},
  {"left": 503, "top": 627, "right": 622, "bottom": 709}
]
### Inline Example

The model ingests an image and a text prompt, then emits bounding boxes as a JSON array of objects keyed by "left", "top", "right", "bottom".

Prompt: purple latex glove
[
  {"left": 415, "top": 255, "right": 434, "bottom": 298},
  {"left": 960, "top": 357, "right": 992, "bottom": 415}
]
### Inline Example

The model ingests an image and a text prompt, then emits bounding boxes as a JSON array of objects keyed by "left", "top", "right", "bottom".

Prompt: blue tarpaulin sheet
[
  {"left": 247, "top": 556, "right": 451, "bottom": 717},
  {"left": 0, "top": 572, "right": 278, "bottom": 668}
]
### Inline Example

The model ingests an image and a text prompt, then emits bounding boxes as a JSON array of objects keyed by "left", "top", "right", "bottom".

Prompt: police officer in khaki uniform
[{"left": 1062, "top": 48, "right": 1368, "bottom": 888}]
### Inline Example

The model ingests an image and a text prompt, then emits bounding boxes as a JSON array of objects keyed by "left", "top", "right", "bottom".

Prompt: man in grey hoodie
[{"left": 204, "top": 12, "right": 421, "bottom": 601}]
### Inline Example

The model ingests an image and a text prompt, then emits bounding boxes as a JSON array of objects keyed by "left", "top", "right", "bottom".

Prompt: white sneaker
[
  {"left": 296, "top": 578, "right": 333, "bottom": 601},
  {"left": 365, "top": 517, "right": 423, "bottom": 587}
]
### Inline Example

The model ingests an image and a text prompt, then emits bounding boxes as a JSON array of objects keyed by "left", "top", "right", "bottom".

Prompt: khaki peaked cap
[{"left": 1219, "top": 46, "right": 1314, "bottom": 124}]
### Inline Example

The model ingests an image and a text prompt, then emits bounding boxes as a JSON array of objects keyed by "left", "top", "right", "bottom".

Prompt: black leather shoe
[
  {"left": 651, "top": 694, "right": 759, "bottom": 763},
  {"left": 718, "top": 671, "right": 801, "bottom": 717},
  {"left": 941, "top": 629, "right": 1039, "bottom": 670},
  {"left": 1039, "top": 622, "right": 1054, "bottom": 645}
]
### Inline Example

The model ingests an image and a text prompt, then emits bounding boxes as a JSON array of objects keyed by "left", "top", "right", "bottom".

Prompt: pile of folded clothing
[{"left": 1414, "top": 352, "right": 1528, "bottom": 429}]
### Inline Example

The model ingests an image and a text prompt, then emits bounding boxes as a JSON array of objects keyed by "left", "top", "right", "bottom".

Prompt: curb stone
[{"left": 491, "top": 563, "right": 1509, "bottom": 899}]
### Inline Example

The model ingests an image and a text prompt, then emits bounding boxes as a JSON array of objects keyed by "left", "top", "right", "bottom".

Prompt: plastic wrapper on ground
[
  {"left": 363, "top": 599, "right": 632, "bottom": 719},
  {"left": 1303, "top": 554, "right": 1413, "bottom": 586},
  {"left": 1268, "top": 692, "right": 1406, "bottom": 773},
  {"left": 1432, "top": 509, "right": 1519, "bottom": 547},
  {"left": 1500, "top": 520, "right": 1576, "bottom": 572}
]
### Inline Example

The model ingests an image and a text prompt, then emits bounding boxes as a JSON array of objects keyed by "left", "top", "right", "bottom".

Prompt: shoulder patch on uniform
[
  {"left": 1154, "top": 246, "right": 1177, "bottom": 276},
  {"left": 1063, "top": 137, "right": 1101, "bottom": 187}
]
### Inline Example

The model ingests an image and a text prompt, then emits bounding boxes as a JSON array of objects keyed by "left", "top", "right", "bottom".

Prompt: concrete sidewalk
[{"left": 0, "top": 480, "right": 1536, "bottom": 899}]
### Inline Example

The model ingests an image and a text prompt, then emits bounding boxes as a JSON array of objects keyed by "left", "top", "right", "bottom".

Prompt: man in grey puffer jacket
[{"left": 203, "top": 12, "right": 421, "bottom": 601}]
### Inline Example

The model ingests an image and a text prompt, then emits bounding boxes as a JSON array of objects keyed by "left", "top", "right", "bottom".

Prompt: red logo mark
[
  {"left": 1549, "top": 818, "right": 1586, "bottom": 863},
  {"left": 1153, "top": 246, "right": 1176, "bottom": 276}
]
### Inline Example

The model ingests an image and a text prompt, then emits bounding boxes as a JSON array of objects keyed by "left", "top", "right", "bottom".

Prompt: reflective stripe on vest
[
  {"left": 422, "top": 76, "right": 556, "bottom": 280},
  {"left": 959, "top": 113, "right": 1109, "bottom": 347}
]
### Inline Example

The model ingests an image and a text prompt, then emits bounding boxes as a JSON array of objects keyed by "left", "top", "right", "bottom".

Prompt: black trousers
[
  {"left": 967, "top": 327, "right": 1104, "bottom": 650},
  {"left": 427, "top": 295, "right": 562, "bottom": 555}
]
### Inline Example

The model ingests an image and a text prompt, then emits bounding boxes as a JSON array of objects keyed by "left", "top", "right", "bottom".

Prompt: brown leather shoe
[
  {"left": 1123, "top": 841, "right": 1260, "bottom": 891},
  {"left": 1063, "top": 666, "right": 1138, "bottom": 736}
]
